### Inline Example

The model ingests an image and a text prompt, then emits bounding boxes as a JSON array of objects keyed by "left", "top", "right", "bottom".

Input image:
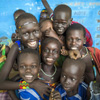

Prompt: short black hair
[
  {"left": 17, "top": 48, "right": 40, "bottom": 65},
  {"left": 16, "top": 13, "right": 37, "bottom": 29},
  {"left": 41, "top": 37, "right": 61, "bottom": 51},
  {"left": 66, "top": 23, "right": 86, "bottom": 37}
]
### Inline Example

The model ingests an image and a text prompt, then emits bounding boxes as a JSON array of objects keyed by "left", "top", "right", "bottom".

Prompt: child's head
[
  {"left": 53, "top": 4, "right": 72, "bottom": 35},
  {"left": 61, "top": 58, "right": 86, "bottom": 95},
  {"left": 13, "top": 9, "right": 26, "bottom": 21},
  {"left": 17, "top": 48, "right": 40, "bottom": 83},
  {"left": 39, "top": 18, "right": 54, "bottom": 39},
  {"left": 39, "top": 9, "right": 49, "bottom": 22},
  {"left": 16, "top": 13, "right": 41, "bottom": 49},
  {"left": 41, "top": 37, "right": 61, "bottom": 66},
  {"left": 65, "top": 23, "right": 86, "bottom": 51}
]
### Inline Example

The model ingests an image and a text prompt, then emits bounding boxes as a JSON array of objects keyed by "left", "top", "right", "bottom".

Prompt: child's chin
[{"left": 25, "top": 79, "right": 34, "bottom": 83}]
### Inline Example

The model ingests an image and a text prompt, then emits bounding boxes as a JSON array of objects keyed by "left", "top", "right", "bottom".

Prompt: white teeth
[
  {"left": 47, "top": 58, "right": 53, "bottom": 61},
  {"left": 25, "top": 75, "right": 33, "bottom": 78},
  {"left": 28, "top": 41, "right": 36, "bottom": 46},
  {"left": 71, "top": 47, "right": 77, "bottom": 50}
]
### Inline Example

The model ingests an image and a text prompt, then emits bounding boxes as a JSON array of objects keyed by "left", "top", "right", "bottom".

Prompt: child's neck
[
  {"left": 41, "top": 63, "right": 54, "bottom": 73},
  {"left": 66, "top": 88, "right": 78, "bottom": 97}
]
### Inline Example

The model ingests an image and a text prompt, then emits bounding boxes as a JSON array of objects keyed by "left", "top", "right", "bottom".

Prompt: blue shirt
[
  {"left": 55, "top": 82, "right": 88, "bottom": 100},
  {"left": 18, "top": 88, "right": 42, "bottom": 100}
]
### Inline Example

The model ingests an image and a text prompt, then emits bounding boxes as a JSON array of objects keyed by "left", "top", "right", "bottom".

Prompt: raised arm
[
  {"left": 41, "top": 0, "right": 53, "bottom": 16},
  {"left": 0, "top": 43, "right": 19, "bottom": 81}
]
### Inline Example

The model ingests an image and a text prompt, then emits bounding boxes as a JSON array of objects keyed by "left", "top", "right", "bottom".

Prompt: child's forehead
[
  {"left": 19, "top": 53, "right": 39, "bottom": 62},
  {"left": 67, "top": 29, "right": 84, "bottom": 36},
  {"left": 54, "top": 11, "right": 71, "bottom": 21},
  {"left": 17, "top": 18, "right": 38, "bottom": 29}
]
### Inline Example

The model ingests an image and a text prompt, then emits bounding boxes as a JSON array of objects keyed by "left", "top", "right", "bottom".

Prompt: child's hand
[
  {"left": 49, "top": 88, "right": 61, "bottom": 100},
  {"left": 30, "top": 79, "right": 51, "bottom": 99},
  {"left": 61, "top": 46, "right": 68, "bottom": 56},
  {"left": 68, "top": 50, "right": 81, "bottom": 60}
]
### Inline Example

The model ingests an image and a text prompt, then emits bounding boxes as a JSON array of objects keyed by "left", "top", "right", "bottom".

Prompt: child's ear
[
  {"left": 80, "top": 76, "right": 84, "bottom": 83},
  {"left": 16, "top": 30, "right": 21, "bottom": 40},
  {"left": 83, "top": 37, "right": 86, "bottom": 45},
  {"left": 69, "top": 18, "right": 73, "bottom": 25},
  {"left": 13, "top": 61, "right": 19, "bottom": 71}
]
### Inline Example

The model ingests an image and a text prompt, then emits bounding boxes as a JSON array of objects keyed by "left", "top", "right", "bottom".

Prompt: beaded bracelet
[{"left": 19, "top": 81, "right": 30, "bottom": 89}]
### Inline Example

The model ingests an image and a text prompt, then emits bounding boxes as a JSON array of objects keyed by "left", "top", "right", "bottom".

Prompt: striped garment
[
  {"left": 0, "top": 92, "right": 12, "bottom": 100},
  {"left": 18, "top": 88, "right": 42, "bottom": 100},
  {"left": 55, "top": 82, "right": 88, "bottom": 100}
]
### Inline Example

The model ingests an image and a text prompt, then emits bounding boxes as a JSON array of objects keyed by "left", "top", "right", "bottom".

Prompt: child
[
  {"left": 0, "top": 13, "right": 51, "bottom": 99},
  {"left": 49, "top": 58, "right": 88, "bottom": 100},
  {"left": 41, "top": 0, "right": 93, "bottom": 47},
  {"left": 14, "top": 48, "right": 42, "bottom": 100},
  {"left": 65, "top": 23, "right": 100, "bottom": 99},
  {"left": 39, "top": 19, "right": 63, "bottom": 45},
  {"left": 39, "top": 37, "right": 61, "bottom": 87},
  {"left": 14, "top": 9, "right": 26, "bottom": 22},
  {"left": 11, "top": 9, "right": 26, "bottom": 43},
  {"left": 0, "top": 43, "right": 18, "bottom": 100},
  {"left": 15, "top": 13, "right": 41, "bottom": 50},
  {"left": 39, "top": 9, "right": 49, "bottom": 22}
]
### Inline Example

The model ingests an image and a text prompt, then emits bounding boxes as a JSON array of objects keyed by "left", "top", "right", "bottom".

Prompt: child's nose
[
  {"left": 58, "top": 23, "right": 62, "bottom": 27},
  {"left": 25, "top": 67, "right": 31, "bottom": 72},
  {"left": 65, "top": 78, "right": 70, "bottom": 84},
  {"left": 72, "top": 39, "right": 76, "bottom": 45},
  {"left": 29, "top": 32, "right": 35, "bottom": 40}
]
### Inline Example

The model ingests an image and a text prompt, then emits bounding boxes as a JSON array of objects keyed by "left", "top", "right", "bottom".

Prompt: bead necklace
[
  {"left": 81, "top": 47, "right": 88, "bottom": 59},
  {"left": 40, "top": 65, "right": 57, "bottom": 80}
]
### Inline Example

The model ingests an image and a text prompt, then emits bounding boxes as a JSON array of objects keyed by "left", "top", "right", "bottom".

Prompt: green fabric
[
  {"left": 55, "top": 55, "right": 66, "bottom": 67},
  {"left": 0, "top": 46, "right": 6, "bottom": 71}
]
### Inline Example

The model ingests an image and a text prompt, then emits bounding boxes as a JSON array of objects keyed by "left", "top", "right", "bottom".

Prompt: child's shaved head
[
  {"left": 53, "top": 4, "right": 72, "bottom": 20},
  {"left": 16, "top": 13, "right": 38, "bottom": 29}
]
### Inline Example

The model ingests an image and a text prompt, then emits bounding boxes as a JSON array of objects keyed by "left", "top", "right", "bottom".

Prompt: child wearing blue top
[
  {"left": 49, "top": 58, "right": 90, "bottom": 100},
  {"left": 15, "top": 48, "right": 42, "bottom": 100}
]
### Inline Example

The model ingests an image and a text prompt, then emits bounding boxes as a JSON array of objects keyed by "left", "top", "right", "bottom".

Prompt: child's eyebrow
[{"left": 18, "top": 21, "right": 36, "bottom": 29}]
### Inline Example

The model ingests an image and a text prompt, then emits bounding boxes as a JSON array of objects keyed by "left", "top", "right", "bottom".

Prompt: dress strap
[{"left": 90, "top": 52, "right": 97, "bottom": 83}]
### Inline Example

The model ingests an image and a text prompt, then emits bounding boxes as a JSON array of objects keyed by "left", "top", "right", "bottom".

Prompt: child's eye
[
  {"left": 67, "top": 38, "right": 72, "bottom": 42},
  {"left": 72, "top": 78, "right": 76, "bottom": 81},
  {"left": 31, "top": 65, "right": 36, "bottom": 68},
  {"left": 62, "top": 23, "right": 67, "bottom": 26},
  {"left": 53, "top": 50, "right": 58, "bottom": 54},
  {"left": 76, "top": 38, "right": 81, "bottom": 41},
  {"left": 23, "top": 32, "right": 29, "bottom": 36},
  {"left": 20, "top": 66, "right": 26, "bottom": 69},
  {"left": 62, "top": 74, "right": 66, "bottom": 78},
  {"left": 33, "top": 30, "right": 39, "bottom": 34},
  {"left": 44, "top": 49, "right": 49, "bottom": 53}
]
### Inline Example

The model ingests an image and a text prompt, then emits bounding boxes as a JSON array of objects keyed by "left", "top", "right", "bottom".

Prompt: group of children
[{"left": 0, "top": 0, "right": 100, "bottom": 100}]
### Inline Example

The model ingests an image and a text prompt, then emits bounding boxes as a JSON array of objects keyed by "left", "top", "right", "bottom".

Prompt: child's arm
[
  {"left": 49, "top": 88, "right": 61, "bottom": 100},
  {"left": 0, "top": 43, "right": 19, "bottom": 81},
  {"left": 41, "top": 0, "right": 53, "bottom": 16},
  {"left": 45, "top": 29, "right": 64, "bottom": 45},
  {"left": 8, "top": 90, "right": 19, "bottom": 100},
  {"left": 5, "top": 45, "right": 10, "bottom": 56}
]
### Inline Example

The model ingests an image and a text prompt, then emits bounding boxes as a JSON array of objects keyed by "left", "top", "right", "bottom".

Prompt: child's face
[
  {"left": 53, "top": 11, "right": 72, "bottom": 35},
  {"left": 42, "top": 41, "right": 60, "bottom": 66},
  {"left": 61, "top": 63, "right": 81, "bottom": 93},
  {"left": 18, "top": 53, "right": 40, "bottom": 83},
  {"left": 18, "top": 18, "right": 41, "bottom": 49},
  {"left": 66, "top": 29, "right": 85, "bottom": 51},
  {"left": 40, "top": 21, "right": 53, "bottom": 37},
  {"left": 40, "top": 12, "right": 49, "bottom": 22}
]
